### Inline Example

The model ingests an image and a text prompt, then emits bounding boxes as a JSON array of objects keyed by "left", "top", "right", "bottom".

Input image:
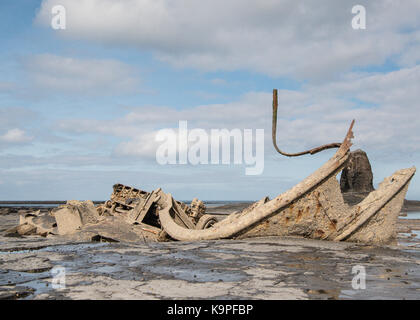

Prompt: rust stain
[
  {"left": 329, "top": 219, "right": 337, "bottom": 231},
  {"left": 288, "top": 203, "right": 294, "bottom": 213},
  {"left": 296, "top": 209, "right": 303, "bottom": 222},
  {"left": 314, "top": 202, "right": 321, "bottom": 217}
]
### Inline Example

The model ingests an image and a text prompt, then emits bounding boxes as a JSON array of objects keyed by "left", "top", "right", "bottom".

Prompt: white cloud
[
  {"left": 57, "top": 91, "right": 269, "bottom": 135},
  {"left": 22, "top": 54, "right": 141, "bottom": 95},
  {"left": 114, "top": 131, "right": 161, "bottom": 158},
  {"left": 35, "top": 0, "right": 420, "bottom": 80},
  {"left": 0, "top": 128, "right": 33, "bottom": 143}
]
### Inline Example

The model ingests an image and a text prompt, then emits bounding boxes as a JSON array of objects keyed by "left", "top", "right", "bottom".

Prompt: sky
[{"left": 0, "top": 0, "right": 419, "bottom": 201}]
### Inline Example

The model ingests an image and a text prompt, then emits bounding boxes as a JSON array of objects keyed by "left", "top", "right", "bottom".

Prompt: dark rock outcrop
[{"left": 340, "top": 149, "right": 374, "bottom": 193}]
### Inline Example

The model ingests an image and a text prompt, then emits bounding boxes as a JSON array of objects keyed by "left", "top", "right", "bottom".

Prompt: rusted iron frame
[{"left": 272, "top": 89, "right": 341, "bottom": 157}]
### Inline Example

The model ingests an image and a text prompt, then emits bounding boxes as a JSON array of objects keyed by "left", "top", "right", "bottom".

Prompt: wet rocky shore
[{"left": 0, "top": 203, "right": 419, "bottom": 300}]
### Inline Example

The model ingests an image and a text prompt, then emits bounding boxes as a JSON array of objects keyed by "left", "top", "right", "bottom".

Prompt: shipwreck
[{"left": 7, "top": 90, "right": 416, "bottom": 244}]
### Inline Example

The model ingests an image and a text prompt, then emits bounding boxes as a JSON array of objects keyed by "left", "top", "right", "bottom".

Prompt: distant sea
[{"left": 400, "top": 212, "right": 420, "bottom": 220}]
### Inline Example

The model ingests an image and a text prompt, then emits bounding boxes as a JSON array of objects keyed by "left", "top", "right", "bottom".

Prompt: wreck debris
[
  {"left": 334, "top": 168, "right": 414, "bottom": 242},
  {"left": 8, "top": 183, "right": 214, "bottom": 242},
  {"left": 70, "top": 216, "right": 161, "bottom": 243},
  {"left": 6, "top": 223, "right": 37, "bottom": 237},
  {"left": 190, "top": 198, "right": 206, "bottom": 222},
  {"left": 53, "top": 200, "right": 100, "bottom": 235},
  {"left": 128, "top": 188, "right": 162, "bottom": 223},
  {"left": 272, "top": 89, "right": 341, "bottom": 157},
  {"left": 6, "top": 209, "right": 57, "bottom": 237},
  {"left": 111, "top": 183, "right": 148, "bottom": 205},
  {"left": 196, "top": 214, "right": 219, "bottom": 230}
]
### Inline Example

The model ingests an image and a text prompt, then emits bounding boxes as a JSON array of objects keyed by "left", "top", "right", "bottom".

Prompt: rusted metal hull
[
  {"left": 158, "top": 121, "right": 416, "bottom": 244},
  {"left": 235, "top": 167, "right": 415, "bottom": 244}
]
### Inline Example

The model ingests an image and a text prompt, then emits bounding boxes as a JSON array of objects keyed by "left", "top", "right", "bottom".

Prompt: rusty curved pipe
[{"left": 272, "top": 89, "right": 342, "bottom": 157}]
